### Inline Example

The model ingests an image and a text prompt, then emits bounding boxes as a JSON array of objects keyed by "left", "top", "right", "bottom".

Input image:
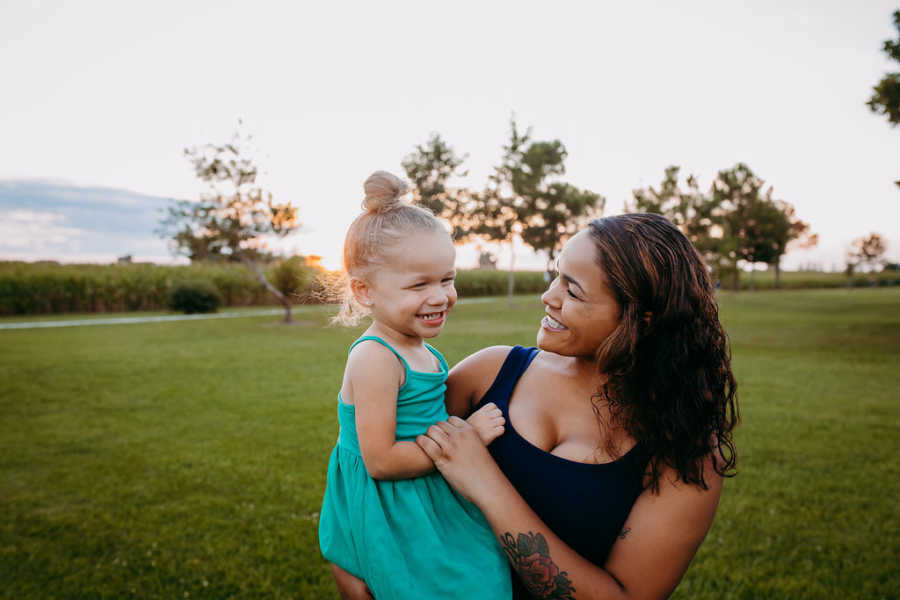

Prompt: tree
[
  {"left": 474, "top": 119, "right": 604, "bottom": 304},
  {"left": 769, "top": 200, "right": 817, "bottom": 289},
  {"left": 630, "top": 165, "right": 816, "bottom": 290},
  {"left": 847, "top": 233, "right": 888, "bottom": 282},
  {"left": 712, "top": 163, "right": 779, "bottom": 290},
  {"left": 401, "top": 134, "right": 477, "bottom": 242},
  {"left": 868, "top": 9, "right": 900, "bottom": 186},
  {"left": 158, "top": 127, "right": 301, "bottom": 322},
  {"left": 867, "top": 10, "right": 900, "bottom": 127},
  {"left": 627, "top": 166, "right": 724, "bottom": 278}
]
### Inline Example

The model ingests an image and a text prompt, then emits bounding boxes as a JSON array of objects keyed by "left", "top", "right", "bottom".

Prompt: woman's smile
[{"left": 541, "top": 314, "right": 568, "bottom": 331}]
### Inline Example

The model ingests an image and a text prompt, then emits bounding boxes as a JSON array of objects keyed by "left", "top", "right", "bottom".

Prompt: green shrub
[
  {"left": 168, "top": 281, "right": 223, "bottom": 314},
  {"left": 454, "top": 269, "right": 548, "bottom": 297},
  {"left": 267, "top": 257, "right": 315, "bottom": 301}
]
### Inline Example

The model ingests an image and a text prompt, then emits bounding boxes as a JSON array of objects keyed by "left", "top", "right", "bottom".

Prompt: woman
[{"left": 334, "top": 213, "right": 738, "bottom": 599}]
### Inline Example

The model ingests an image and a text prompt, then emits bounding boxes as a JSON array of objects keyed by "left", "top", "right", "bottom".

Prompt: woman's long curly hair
[{"left": 588, "top": 213, "right": 738, "bottom": 492}]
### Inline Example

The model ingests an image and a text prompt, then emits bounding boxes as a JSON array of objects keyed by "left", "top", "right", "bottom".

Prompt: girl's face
[
  {"left": 355, "top": 229, "right": 457, "bottom": 342},
  {"left": 538, "top": 230, "right": 622, "bottom": 358}
]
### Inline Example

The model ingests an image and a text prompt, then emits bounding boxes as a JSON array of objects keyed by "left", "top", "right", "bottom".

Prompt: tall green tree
[
  {"left": 475, "top": 119, "right": 604, "bottom": 303},
  {"left": 630, "top": 165, "right": 815, "bottom": 290},
  {"left": 711, "top": 163, "right": 773, "bottom": 290},
  {"left": 627, "top": 165, "right": 723, "bottom": 275},
  {"left": 867, "top": 10, "right": 900, "bottom": 126},
  {"left": 158, "top": 128, "right": 301, "bottom": 322},
  {"left": 401, "top": 133, "right": 476, "bottom": 242},
  {"left": 769, "top": 200, "right": 817, "bottom": 289}
]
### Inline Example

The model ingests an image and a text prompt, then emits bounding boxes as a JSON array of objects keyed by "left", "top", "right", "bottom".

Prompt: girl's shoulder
[{"left": 345, "top": 337, "right": 406, "bottom": 387}]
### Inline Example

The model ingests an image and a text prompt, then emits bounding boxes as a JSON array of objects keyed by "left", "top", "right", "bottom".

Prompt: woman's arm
[
  {"left": 349, "top": 342, "right": 434, "bottom": 480},
  {"left": 444, "top": 345, "right": 511, "bottom": 418},
  {"left": 417, "top": 417, "right": 723, "bottom": 599}
]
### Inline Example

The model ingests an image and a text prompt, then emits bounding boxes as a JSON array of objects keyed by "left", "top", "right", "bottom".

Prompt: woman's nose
[{"left": 541, "top": 278, "right": 561, "bottom": 307}]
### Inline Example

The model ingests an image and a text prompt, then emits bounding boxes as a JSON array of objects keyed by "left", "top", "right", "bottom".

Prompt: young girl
[{"left": 318, "top": 171, "right": 512, "bottom": 599}]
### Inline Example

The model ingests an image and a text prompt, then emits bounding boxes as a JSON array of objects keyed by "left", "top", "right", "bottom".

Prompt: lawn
[{"left": 1, "top": 290, "right": 898, "bottom": 599}]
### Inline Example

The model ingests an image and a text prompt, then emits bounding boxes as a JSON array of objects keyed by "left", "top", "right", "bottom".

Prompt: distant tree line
[
  {"left": 400, "top": 123, "right": 821, "bottom": 292},
  {"left": 161, "top": 116, "right": 894, "bottom": 313},
  {"left": 625, "top": 164, "right": 818, "bottom": 290}
]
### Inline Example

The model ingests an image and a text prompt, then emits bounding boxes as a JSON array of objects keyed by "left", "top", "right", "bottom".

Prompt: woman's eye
[
  {"left": 567, "top": 288, "right": 580, "bottom": 300},
  {"left": 442, "top": 277, "right": 455, "bottom": 284}
]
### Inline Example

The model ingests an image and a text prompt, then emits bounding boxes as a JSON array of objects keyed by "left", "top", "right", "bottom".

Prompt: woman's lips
[{"left": 541, "top": 315, "right": 567, "bottom": 331}]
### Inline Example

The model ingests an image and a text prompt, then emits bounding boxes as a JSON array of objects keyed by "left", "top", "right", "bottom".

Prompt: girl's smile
[{"left": 353, "top": 229, "right": 457, "bottom": 343}]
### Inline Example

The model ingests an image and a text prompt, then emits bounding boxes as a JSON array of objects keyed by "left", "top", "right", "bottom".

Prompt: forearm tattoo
[
  {"left": 499, "top": 531, "right": 576, "bottom": 600},
  {"left": 618, "top": 526, "right": 631, "bottom": 540}
]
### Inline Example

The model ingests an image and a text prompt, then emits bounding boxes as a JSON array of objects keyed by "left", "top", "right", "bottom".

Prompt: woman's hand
[{"left": 416, "top": 416, "right": 506, "bottom": 505}]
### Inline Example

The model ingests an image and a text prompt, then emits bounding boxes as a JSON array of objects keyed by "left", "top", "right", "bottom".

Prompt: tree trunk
[
  {"left": 244, "top": 259, "right": 292, "bottom": 322},
  {"left": 545, "top": 251, "right": 556, "bottom": 286},
  {"left": 749, "top": 267, "right": 756, "bottom": 291},
  {"left": 731, "top": 260, "right": 739, "bottom": 291},
  {"left": 774, "top": 260, "right": 781, "bottom": 290},
  {"left": 507, "top": 243, "right": 516, "bottom": 309}
]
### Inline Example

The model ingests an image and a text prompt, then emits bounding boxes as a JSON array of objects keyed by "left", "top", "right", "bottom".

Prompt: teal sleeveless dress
[{"left": 318, "top": 336, "right": 511, "bottom": 599}]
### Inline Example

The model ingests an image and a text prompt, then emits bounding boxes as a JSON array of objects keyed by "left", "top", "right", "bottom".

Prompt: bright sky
[{"left": 1, "top": 0, "right": 898, "bottom": 270}]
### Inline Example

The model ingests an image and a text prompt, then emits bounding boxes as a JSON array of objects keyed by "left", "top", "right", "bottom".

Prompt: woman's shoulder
[
  {"left": 449, "top": 345, "right": 514, "bottom": 376},
  {"left": 445, "top": 346, "right": 516, "bottom": 413}
]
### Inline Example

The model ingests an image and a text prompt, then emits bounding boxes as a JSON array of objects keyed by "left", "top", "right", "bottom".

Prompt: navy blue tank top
[{"left": 475, "top": 346, "right": 648, "bottom": 579}]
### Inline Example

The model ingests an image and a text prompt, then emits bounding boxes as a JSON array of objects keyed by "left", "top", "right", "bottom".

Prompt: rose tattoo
[{"left": 500, "top": 531, "right": 575, "bottom": 600}]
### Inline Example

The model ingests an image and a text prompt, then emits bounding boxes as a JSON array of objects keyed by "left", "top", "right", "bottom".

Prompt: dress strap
[
  {"left": 424, "top": 343, "right": 449, "bottom": 373},
  {"left": 348, "top": 336, "right": 411, "bottom": 372},
  {"left": 478, "top": 346, "right": 539, "bottom": 411}
]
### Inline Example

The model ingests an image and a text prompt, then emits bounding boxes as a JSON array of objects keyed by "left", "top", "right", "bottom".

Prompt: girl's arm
[
  {"left": 348, "top": 342, "right": 434, "bottom": 480},
  {"left": 417, "top": 417, "right": 723, "bottom": 599}
]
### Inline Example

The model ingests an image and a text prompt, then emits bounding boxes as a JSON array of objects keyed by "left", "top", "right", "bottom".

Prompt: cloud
[
  {"left": 0, "top": 180, "right": 176, "bottom": 262},
  {"left": 0, "top": 210, "right": 85, "bottom": 249}
]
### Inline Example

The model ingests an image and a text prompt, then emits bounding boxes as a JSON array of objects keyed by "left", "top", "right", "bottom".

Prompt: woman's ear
[{"left": 350, "top": 277, "right": 373, "bottom": 307}]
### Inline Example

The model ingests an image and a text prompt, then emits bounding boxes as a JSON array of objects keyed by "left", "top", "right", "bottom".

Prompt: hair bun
[{"left": 362, "top": 171, "right": 409, "bottom": 213}]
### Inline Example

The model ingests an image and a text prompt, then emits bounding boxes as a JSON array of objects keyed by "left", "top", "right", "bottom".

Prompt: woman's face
[{"left": 537, "top": 230, "right": 622, "bottom": 359}]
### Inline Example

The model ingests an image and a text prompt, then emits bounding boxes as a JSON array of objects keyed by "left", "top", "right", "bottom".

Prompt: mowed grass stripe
[{"left": 1, "top": 290, "right": 898, "bottom": 599}]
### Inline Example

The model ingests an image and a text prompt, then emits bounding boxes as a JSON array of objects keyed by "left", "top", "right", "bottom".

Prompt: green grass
[{"left": 1, "top": 290, "right": 898, "bottom": 599}]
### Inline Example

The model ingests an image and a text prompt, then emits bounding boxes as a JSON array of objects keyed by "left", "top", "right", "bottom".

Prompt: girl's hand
[
  {"left": 416, "top": 416, "right": 506, "bottom": 505},
  {"left": 464, "top": 402, "right": 505, "bottom": 445}
]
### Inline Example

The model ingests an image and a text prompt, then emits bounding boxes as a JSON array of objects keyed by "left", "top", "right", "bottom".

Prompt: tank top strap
[
  {"left": 348, "top": 336, "right": 411, "bottom": 372},
  {"left": 424, "top": 343, "right": 449, "bottom": 373},
  {"left": 479, "top": 346, "right": 539, "bottom": 411}
]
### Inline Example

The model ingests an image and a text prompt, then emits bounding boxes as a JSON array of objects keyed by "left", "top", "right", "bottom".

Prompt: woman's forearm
[{"left": 477, "top": 474, "right": 631, "bottom": 600}]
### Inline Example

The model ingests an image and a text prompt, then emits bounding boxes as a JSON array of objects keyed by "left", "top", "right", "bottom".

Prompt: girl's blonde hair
[{"left": 333, "top": 170, "right": 443, "bottom": 325}]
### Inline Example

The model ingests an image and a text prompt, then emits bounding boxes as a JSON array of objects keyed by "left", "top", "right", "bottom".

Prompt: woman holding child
[{"left": 323, "top": 172, "right": 738, "bottom": 599}]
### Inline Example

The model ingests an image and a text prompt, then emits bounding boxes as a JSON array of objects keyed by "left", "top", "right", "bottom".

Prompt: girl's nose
[{"left": 429, "top": 285, "right": 449, "bottom": 306}]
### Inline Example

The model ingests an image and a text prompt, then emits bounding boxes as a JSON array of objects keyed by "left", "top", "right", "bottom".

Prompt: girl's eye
[
  {"left": 441, "top": 277, "right": 455, "bottom": 284},
  {"left": 567, "top": 288, "right": 580, "bottom": 300}
]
